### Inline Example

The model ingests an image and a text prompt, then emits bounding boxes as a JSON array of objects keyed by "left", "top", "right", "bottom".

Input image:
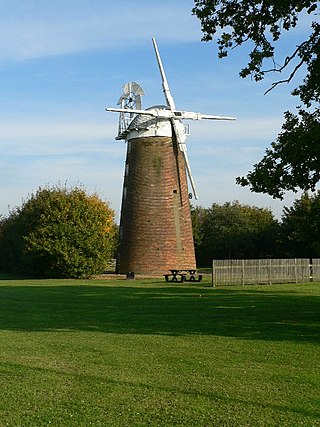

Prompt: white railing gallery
[{"left": 211, "top": 258, "right": 320, "bottom": 286}]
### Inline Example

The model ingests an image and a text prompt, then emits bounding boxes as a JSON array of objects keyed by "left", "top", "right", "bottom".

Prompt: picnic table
[{"left": 164, "top": 269, "right": 202, "bottom": 283}]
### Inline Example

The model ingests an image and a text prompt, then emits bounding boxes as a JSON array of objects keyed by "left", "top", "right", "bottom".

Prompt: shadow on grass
[
  {"left": 0, "top": 272, "right": 32, "bottom": 280},
  {"left": 0, "top": 282, "right": 319, "bottom": 343}
]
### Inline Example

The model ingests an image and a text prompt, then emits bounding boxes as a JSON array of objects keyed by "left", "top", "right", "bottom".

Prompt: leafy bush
[{"left": 0, "top": 185, "right": 117, "bottom": 278}]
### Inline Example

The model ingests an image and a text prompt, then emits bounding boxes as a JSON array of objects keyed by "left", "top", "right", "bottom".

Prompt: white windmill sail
[{"left": 152, "top": 38, "right": 216, "bottom": 200}]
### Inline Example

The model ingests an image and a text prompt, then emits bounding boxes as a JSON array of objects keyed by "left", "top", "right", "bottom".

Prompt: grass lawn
[{"left": 0, "top": 276, "right": 319, "bottom": 426}]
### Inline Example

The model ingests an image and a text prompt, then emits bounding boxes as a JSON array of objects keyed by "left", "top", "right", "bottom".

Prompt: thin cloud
[
  {"left": 0, "top": 1, "right": 200, "bottom": 62},
  {"left": 189, "top": 116, "right": 283, "bottom": 143},
  {"left": 0, "top": 118, "right": 123, "bottom": 156}
]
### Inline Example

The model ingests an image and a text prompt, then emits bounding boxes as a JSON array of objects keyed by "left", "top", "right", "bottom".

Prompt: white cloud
[
  {"left": 0, "top": 1, "right": 200, "bottom": 62},
  {"left": 189, "top": 116, "right": 283, "bottom": 144},
  {"left": 0, "top": 117, "right": 123, "bottom": 155}
]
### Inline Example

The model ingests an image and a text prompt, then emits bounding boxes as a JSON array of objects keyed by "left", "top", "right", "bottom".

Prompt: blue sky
[{"left": 0, "top": 0, "right": 315, "bottom": 220}]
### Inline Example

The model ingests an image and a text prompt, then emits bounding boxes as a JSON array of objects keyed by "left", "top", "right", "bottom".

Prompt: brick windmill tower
[{"left": 107, "top": 39, "right": 235, "bottom": 275}]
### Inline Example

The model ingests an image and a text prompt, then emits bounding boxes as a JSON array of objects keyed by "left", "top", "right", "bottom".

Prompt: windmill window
[
  {"left": 123, "top": 187, "right": 127, "bottom": 199},
  {"left": 125, "top": 164, "right": 129, "bottom": 176},
  {"left": 173, "top": 189, "right": 177, "bottom": 194}
]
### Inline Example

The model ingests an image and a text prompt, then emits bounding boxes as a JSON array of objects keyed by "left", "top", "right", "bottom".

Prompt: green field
[{"left": 0, "top": 276, "right": 319, "bottom": 426}]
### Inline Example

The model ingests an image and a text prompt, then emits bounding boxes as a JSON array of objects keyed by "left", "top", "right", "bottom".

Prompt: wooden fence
[
  {"left": 311, "top": 259, "right": 320, "bottom": 282},
  {"left": 211, "top": 258, "right": 312, "bottom": 286}
]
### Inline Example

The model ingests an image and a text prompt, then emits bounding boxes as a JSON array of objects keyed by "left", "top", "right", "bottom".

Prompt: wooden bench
[
  {"left": 164, "top": 270, "right": 186, "bottom": 282},
  {"left": 185, "top": 273, "right": 203, "bottom": 283},
  {"left": 164, "top": 270, "right": 202, "bottom": 283}
]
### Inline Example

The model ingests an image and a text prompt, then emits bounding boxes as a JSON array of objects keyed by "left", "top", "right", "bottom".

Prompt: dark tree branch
[{"left": 264, "top": 56, "right": 305, "bottom": 95}]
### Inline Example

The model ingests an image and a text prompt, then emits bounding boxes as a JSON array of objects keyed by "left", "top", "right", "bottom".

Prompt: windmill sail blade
[
  {"left": 197, "top": 114, "right": 236, "bottom": 121},
  {"left": 180, "top": 140, "right": 198, "bottom": 200},
  {"left": 171, "top": 119, "right": 198, "bottom": 199},
  {"left": 152, "top": 38, "right": 176, "bottom": 110},
  {"left": 106, "top": 107, "right": 237, "bottom": 122},
  {"left": 105, "top": 107, "right": 157, "bottom": 117}
]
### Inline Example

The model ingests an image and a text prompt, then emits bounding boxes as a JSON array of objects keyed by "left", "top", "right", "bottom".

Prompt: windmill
[{"left": 106, "top": 38, "right": 235, "bottom": 275}]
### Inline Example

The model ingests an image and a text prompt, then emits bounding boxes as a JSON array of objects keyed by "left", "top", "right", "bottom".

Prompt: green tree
[
  {"left": 191, "top": 205, "right": 207, "bottom": 264},
  {"left": 0, "top": 185, "right": 117, "bottom": 278},
  {"left": 192, "top": 201, "right": 279, "bottom": 265},
  {"left": 280, "top": 192, "right": 320, "bottom": 257},
  {"left": 193, "top": 1, "right": 320, "bottom": 199}
]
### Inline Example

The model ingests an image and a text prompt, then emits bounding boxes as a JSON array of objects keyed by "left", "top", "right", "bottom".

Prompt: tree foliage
[
  {"left": 193, "top": 0, "right": 320, "bottom": 198},
  {"left": 280, "top": 191, "right": 320, "bottom": 257},
  {"left": 0, "top": 185, "right": 117, "bottom": 278},
  {"left": 191, "top": 202, "right": 279, "bottom": 265}
]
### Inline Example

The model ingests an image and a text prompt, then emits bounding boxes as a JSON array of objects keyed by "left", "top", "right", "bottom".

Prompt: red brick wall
[{"left": 118, "top": 135, "right": 196, "bottom": 274}]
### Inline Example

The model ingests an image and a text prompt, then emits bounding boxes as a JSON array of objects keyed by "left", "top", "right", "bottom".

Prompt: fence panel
[
  {"left": 212, "top": 258, "right": 310, "bottom": 286},
  {"left": 311, "top": 258, "right": 320, "bottom": 281}
]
